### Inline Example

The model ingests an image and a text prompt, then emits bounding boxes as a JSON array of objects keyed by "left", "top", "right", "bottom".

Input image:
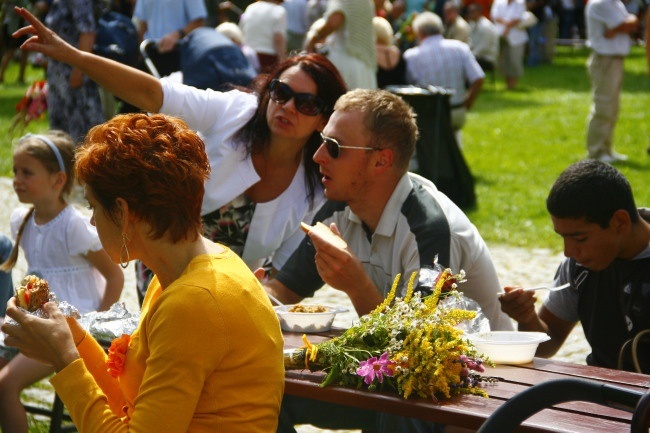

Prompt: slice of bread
[{"left": 300, "top": 222, "right": 348, "bottom": 249}]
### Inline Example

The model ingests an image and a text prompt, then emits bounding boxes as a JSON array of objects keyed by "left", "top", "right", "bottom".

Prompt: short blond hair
[{"left": 334, "top": 89, "right": 418, "bottom": 172}]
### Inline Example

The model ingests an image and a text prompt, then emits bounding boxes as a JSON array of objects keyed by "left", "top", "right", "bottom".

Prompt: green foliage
[
  {"left": 0, "top": 62, "right": 49, "bottom": 176},
  {"left": 463, "top": 45, "right": 650, "bottom": 250}
]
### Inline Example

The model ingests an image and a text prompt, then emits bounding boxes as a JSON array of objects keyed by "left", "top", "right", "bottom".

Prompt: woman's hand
[
  {"left": 1, "top": 298, "right": 80, "bottom": 372},
  {"left": 12, "top": 6, "right": 78, "bottom": 63}
]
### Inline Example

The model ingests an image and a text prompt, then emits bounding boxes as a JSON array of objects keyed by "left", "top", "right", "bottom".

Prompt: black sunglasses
[
  {"left": 269, "top": 79, "right": 327, "bottom": 116},
  {"left": 320, "top": 132, "right": 381, "bottom": 159}
]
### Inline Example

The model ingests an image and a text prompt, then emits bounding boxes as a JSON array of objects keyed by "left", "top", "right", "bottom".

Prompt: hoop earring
[{"left": 120, "top": 233, "right": 130, "bottom": 269}]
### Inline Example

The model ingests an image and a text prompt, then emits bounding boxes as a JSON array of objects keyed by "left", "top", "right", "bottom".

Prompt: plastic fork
[
  {"left": 524, "top": 282, "right": 571, "bottom": 292},
  {"left": 267, "top": 292, "right": 285, "bottom": 306}
]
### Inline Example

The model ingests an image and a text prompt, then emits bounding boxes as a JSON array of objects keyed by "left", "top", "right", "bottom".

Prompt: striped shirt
[{"left": 404, "top": 35, "right": 485, "bottom": 106}]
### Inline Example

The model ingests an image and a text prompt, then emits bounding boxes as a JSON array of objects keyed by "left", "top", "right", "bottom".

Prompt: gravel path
[{"left": 0, "top": 177, "right": 589, "bottom": 432}]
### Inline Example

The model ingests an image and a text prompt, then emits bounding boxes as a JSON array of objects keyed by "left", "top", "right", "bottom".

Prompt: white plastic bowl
[
  {"left": 466, "top": 331, "right": 551, "bottom": 365},
  {"left": 274, "top": 304, "right": 348, "bottom": 333}
]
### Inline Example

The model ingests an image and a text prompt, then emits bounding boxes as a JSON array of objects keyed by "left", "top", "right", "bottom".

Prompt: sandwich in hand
[
  {"left": 300, "top": 221, "right": 348, "bottom": 249},
  {"left": 16, "top": 275, "right": 50, "bottom": 312}
]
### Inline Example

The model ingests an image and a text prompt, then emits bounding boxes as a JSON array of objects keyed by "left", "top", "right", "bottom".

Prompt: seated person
[
  {"left": 264, "top": 88, "right": 513, "bottom": 433},
  {"left": 2, "top": 113, "right": 284, "bottom": 432},
  {"left": 499, "top": 159, "right": 650, "bottom": 373}
]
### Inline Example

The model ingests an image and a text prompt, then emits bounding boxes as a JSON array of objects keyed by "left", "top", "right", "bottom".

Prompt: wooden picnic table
[{"left": 283, "top": 331, "right": 650, "bottom": 432}]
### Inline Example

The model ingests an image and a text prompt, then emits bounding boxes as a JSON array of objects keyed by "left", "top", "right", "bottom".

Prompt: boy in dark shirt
[{"left": 499, "top": 159, "right": 650, "bottom": 373}]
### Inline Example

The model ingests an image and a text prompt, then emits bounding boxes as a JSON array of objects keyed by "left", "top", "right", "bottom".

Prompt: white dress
[
  {"left": 10, "top": 205, "right": 105, "bottom": 314},
  {"left": 323, "top": 0, "right": 377, "bottom": 90}
]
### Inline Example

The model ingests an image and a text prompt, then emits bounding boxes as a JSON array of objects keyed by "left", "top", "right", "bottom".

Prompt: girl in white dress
[{"left": 0, "top": 131, "right": 124, "bottom": 433}]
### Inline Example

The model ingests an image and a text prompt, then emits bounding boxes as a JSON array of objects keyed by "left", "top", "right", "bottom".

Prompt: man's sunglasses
[
  {"left": 269, "top": 79, "right": 327, "bottom": 116},
  {"left": 320, "top": 132, "right": 381, "bottom": 159}
]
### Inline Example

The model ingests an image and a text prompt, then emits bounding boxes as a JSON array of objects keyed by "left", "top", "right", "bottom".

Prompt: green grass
[
  {"left": 463, "top": 45, "right": 650, "bottom": 251},
  {"left": 1, "top": 46, "right": 648, "bottom": 254}
]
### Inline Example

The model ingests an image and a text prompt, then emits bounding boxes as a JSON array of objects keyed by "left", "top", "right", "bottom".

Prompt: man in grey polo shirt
[
  {"left": 266, "top": 88, "right": 512, "bottom": 433},
  {"left": 266, "top": 88, "right": 510, "bottom": 330},
  {"left": 585, "top": 0, "right": 638, "bottom": 163}
]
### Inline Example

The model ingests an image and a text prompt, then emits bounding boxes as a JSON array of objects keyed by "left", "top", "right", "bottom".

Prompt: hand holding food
[
  {"left": 16, "top": 275, "right": 51, "bottom": 312},
  {"left": 300, "top": 221, "right": 348, "bottom": 249}
]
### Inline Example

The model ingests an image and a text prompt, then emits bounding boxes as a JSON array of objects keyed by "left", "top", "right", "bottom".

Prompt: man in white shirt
[
  {"left": 585, "top": 0, "right": 638, "bottom": 163},
  {"left": 467, "top": 3, "right": 499, "bottom": 71},
  {"left": 443, "top": 1, "right": 470, "bottom": 43},
  {"left": 404, "top": 11, "right": 485, "bottom": 146}
]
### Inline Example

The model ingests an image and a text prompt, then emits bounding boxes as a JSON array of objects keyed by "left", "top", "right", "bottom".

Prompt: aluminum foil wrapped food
[
  {"left": 415, "top": 259, "right": 491, "bottom": 334},
  {"left": 78, "top": 302, "right": 139, "bottom": 343},
  {"left": 7, "top": 275, "right": 78, "bottom": 320}
]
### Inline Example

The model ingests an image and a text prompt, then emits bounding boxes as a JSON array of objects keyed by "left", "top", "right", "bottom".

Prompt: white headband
[{"left": 21, "top": 133, "right": 66, "bottom": 174}]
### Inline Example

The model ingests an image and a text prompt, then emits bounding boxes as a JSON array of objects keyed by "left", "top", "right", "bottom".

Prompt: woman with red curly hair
[
  {"left": 2, "top": 113, "right": 285, "bottom": 433},
  {"left": 12, "top": 6, "right": 347, "bottom": 302}
]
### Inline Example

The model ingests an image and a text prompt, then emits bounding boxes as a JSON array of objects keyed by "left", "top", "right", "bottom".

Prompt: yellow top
[{"left": 51, "top": 249, "right": 285, "bottom": 432}]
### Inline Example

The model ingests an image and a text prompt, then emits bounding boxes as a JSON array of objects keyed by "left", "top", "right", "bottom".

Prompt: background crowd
[{"left": 2, "top": 0, "right": 648, "bottom": 158}]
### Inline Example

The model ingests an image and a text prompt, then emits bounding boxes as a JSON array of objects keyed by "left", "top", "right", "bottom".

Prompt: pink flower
[
  {"left": 459, "top": 355, "right": 485, "bottom": 373},
  {"left": 106, "top": 334, "right": 130, "bottom": 378},
  {"left": 356, "top": 352, "right": 395, "bottom": 385}
]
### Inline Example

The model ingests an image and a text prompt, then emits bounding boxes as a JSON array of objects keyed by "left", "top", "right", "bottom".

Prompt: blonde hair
[
  {"left": 373, "top": 16, "right": 395, "bottom": 46},
  {"left": 334, "top": 89, "right": 418, "bottom": 172},
  {"left": 216, "top": 22, "right": 243, "bottom": 45},
  {"left": 1, "top": 131, "right": 75, "bottom": 271}
]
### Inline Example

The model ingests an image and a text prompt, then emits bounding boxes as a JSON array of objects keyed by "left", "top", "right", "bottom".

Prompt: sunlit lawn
[{"left": 463, "top": 45, "right": 650, "bottom": 251}]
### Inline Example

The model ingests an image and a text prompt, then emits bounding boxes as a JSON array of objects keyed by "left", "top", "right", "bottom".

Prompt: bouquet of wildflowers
[{"left": 284, "top": 268, "right": 496, "bottom": 400}]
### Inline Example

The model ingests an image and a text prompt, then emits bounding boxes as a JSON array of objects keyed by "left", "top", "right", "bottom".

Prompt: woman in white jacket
[{"left": 11, "top": 6, "right": 347, "bottom": 300}]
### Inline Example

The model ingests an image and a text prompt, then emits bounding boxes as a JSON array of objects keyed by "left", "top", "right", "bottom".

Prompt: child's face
[
  {"left": 12, "top": 151, "right": 61, "bottom": 205},
  {"left": 551, "top": 215, "right": 622, "bottom": 271}
]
